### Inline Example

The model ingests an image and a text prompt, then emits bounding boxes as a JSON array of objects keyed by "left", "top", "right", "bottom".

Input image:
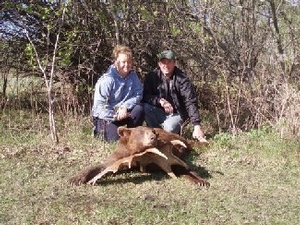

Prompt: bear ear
[{"left": 117, "top": 127, "right": 132, "bottom": 137}]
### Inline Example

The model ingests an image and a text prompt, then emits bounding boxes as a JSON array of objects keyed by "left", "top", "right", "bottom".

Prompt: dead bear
[
  {"left": 69, "top": 126, "right": 158, "bottom": 185},
  {"left": 69, "top": 126, "right": 209, "bottom": 187}
]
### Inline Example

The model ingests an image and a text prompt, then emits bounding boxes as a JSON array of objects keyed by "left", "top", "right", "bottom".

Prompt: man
[
  {"left": 143, "top": 50, "right": 207, "bottom": 142},
  {"left": 92, "top": 45, "right": 144, "bottom": 142}
]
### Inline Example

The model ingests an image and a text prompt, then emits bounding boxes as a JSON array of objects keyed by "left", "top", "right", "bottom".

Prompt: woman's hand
[{"left": 116, "top": 106, "right": 130, "bottom": 121}]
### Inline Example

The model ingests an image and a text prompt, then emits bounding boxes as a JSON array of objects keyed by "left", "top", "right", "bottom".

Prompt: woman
[{"left": 92, "top": 45, "right": 144, "bottom": 142}]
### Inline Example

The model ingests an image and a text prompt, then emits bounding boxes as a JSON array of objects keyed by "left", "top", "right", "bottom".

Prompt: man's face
[
  {"left": 115, "top": 53, "right": 133, "bottom": 77},
  {"left": 158, "top": 59, "right": 176, "bottom": 77}
]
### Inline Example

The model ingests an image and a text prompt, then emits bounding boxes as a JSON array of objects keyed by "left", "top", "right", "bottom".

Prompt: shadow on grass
[
  {"left": 92, "top": 162, "right": 213, "bottom": 187},
  {"left": 94, "top": 172, "right": 165, "bottom": 186}
]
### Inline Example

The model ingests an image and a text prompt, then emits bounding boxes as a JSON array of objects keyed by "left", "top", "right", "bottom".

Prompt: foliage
[{"left": 1, "top": 0, "right": 300, "bottom": 137}]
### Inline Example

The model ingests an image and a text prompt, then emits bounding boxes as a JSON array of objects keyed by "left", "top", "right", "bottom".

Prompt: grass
[{"left": 1, "top": 111, "right": 300, "bottom": 225}]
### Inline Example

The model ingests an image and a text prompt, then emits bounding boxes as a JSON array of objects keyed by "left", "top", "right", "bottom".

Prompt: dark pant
[{"left": 93, "top": 104, "right": 144, "bottom": 142}]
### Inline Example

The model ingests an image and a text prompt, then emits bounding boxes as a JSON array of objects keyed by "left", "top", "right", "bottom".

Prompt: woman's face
[
  {"left": 158, "top": 59, "right": 176, "bottom": 77},
  {"left": 115, "top": 53, "right": 133, "bottom": 77}
]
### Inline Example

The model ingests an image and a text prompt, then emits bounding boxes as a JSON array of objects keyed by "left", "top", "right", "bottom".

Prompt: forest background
[{"left": 1, "top": 0, "right": 300, "bottom": 140}]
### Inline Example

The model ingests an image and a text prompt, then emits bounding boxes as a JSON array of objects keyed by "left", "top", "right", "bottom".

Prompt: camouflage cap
[{"left": 158, "top": 50, "right": 176, "bottom": 60}]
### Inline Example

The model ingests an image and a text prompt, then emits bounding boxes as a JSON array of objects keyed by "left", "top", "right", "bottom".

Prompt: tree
[
  {"left": 25, "top": 5, "right": 68, "bottom": 143},
  {"left": 1, "top": 0, "right": 299, "bottom": 137}
]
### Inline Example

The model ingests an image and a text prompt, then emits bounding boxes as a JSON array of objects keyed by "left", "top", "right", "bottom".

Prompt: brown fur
[
  {"left": 69, "top": 126, "right": 158, "bottom": 185},
  {"left": 69, "top": 126, "right": 208, "bottom": 186},
  {"left": 153, "top": 128, "right": 193, "bottom": 158}
]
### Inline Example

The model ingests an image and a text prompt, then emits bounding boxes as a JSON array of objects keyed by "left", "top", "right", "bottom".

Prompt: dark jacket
[{"left": 143, "top": 66, "right": 201, "bottom": 125}]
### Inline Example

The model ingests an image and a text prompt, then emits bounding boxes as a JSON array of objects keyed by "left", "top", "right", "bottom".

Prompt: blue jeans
[
  {"left": 143, "top": 103, "right": 183, "bottom": 134},
  {"left": 93, "top": 104, "right": 144, "bottom": 142}
]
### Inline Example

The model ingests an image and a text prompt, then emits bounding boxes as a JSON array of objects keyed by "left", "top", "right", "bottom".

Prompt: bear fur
[{"left": 69, "top": 126, "right": 209, "bottom": 186}]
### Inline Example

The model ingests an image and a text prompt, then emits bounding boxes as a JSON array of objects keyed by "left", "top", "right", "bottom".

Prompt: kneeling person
[
  {"left": 143, "top": 50, "right": 206, "bottom": 142},
  {"left": 92, "top": 45, "right": 144, "bottom": 142}
]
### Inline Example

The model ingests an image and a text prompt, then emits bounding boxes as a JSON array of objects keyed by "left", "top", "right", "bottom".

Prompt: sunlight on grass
[{"left": 1, "top": 111, "right": 300, "bottom": 224}]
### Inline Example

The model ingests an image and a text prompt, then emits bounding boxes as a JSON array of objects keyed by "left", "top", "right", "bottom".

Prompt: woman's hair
[{"left": 112, "top": 45, "right": 133, "bottom": 61}]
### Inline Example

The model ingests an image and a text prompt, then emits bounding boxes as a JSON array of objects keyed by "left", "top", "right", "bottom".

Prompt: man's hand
[
  {"left": 159, "top": 98, "right": 174, "bottom": 114},
  {"left": 192, "top": 125, "right": 209, "bottom": 144}
]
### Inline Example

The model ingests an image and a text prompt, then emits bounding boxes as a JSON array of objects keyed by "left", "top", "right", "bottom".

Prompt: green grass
[{"left": 1, "top": 111, "right": 300, "bottom": 225}]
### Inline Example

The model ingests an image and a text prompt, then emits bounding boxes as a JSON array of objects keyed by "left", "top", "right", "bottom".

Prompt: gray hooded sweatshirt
[{"left": 92, "top": 64, "right": 143, "bottom": 121}]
